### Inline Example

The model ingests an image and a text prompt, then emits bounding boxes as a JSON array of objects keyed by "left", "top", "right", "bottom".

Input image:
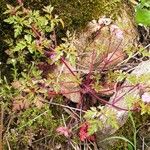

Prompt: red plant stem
[
  {"left": 106, "top": 35, "right": 112, "bottom": 55},
  {"left": 107, "top": 40, "right": 123, "bottom": 62},
  {"left": 61, "top": 58, "right": 77, "bottom": 78},
  {"left": 101, "top": 39, "right": 123, "bottom": 71},
  {"left": 112, "top": 84, "right": 139, "bottom": 104},
  {"left": 109, "top": 53, "right": 124, "bottom": 63},
  {"left": 31, "top": 25, "right": 41, "bottom": 39},
  {"left": 94, "top": 84, "right": 139, "bottom": 94},
  {"left": 96, "top": 88, "right": 114, "bottom": 93},
  {"left": 53, "top": 30, "right": 57, "bottom": 47},
  {"left": 83, "top": 84, "right": 136, "bottom": 111},
  {"left": 60, "top": 56, "right": 137, "bottom": 111},
  {"left": 99, "top": 35, "right": 112, "bottom": 66},
  {"left": 87, "top": 50, "right": 95, "bottom": 81}
]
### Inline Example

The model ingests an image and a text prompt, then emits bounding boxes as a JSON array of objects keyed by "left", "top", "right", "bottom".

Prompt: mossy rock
[
  {"left": 0, "top": 0, "right": 132, "bottom": 74},
  {"left": 0, "top": 0, "right": 124, "bottom": 31}
]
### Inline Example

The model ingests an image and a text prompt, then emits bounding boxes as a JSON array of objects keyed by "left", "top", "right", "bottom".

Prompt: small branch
[
  {"left": 48, "top": 90, "right": 80, "bottom": 96},
  {"left": 40, "top": 100, "right": 86, "bottom": 113}
]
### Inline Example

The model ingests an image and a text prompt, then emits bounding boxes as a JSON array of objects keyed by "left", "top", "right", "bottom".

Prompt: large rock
[
  {"left": 61, "top": 3, "right": 138, "bottom": 103},
  {"left": 96, "top": 60, "right": 150, "bottom": 148}
]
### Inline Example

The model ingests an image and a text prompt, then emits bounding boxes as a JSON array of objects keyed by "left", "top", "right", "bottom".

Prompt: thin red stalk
[
  {"left": 53, "top": 30, "right": 57, "bottom": 47},
  {"left": 106, "top": 53, "right": 125, "bottom": 67},
  {"left": 94, "top": 84, "right": 138, "bottom": 94},
  {"left": 61, "top": 58, "right": 77, "bottom": 78},
  {"left": 86, "top": 50, "right": 95, "bottom": 84},
  {"left": 82, "top": 84, "right": 136, "bottom": 111},
  {"left": 112, "top": 84, "right": 139, "bottom": 104},
  {"left": 101, "top": 39, "right": 123, "bottom": 71},
  {"left": 89, "top": 88, "right": 136, "bottom": 111},
  {"left": 31, "top": 25, "right": 41, "bottom": 39},
  {"left": 99, "top": 35, "right": 112, "bottom": 66},
  {"left": 96, "top": 88, "right": 114, "bottom": 93},
  {"left": 106, "top": 35, "right": 112, "bottom": 56},
  {"left": 112, "top": 83, "right": 118, "bottom": 104}
]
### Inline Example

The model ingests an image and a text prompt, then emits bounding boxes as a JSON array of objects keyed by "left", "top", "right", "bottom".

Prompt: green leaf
[
  {"left": 14, "top": 40, "right": 27, "bottom": 52},
  {"left": 84, "top": 107, "right": 98, "bottom": 119},
  {"left": 43, "top": 5, "right": 54, "bottom": 14},
  {"left": 128, "top": 143, "right": 134, "bottom": 150},
  {"left": 14, "top": 25, "right": 22, "bottom": 38},
  {"left": 36, "top": 16, "right": 48, "bottom": 27},
  {"left": 4, "top": 17, "right": 15, "bottom": 24},
  {"left": 135, "top": 6, "right": 150, "bottom": 26},
  {"left": 27, "top": 41, "right": 38, "bottom": 54},
  {"left": 24, "top": 35, "right": 32, "bottom": 44},
  {"left": 88, "top": 120, "right": 102, "bottom": 135},
  {"left": 141, "top": 0, "right": 150, "bottom": 7}
]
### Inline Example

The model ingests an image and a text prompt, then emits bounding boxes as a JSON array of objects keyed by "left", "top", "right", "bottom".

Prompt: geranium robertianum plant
[{"left": 1, "top": 0, "right": 150, "bottom": 149}]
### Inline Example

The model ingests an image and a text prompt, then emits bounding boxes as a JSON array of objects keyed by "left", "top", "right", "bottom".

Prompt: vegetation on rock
[{"left": 0, "top": 0, "right": 150, "bottom": 149}]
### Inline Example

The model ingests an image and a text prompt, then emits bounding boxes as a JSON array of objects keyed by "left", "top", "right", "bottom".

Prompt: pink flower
[
  {"left": 141, "top": 92, "right": 150, "bottom": 103},
  {"left": 56, "top": 126, "right": 70, "bottom": 137},
  {"left": 110, "top": 24, "right": 124, "bottom": 39}
]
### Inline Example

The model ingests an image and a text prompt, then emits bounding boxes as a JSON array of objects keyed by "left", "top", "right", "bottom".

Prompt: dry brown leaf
[
  {"left": 34, "top": 96, "right": 44, "bottom": 108},
  {"left": 57, "top": 61, "right": 81, "bottom": 103},
  {"left": 12, "top": 97, "right": 29, "bottom": 112},
  {"left": 11, "top": 81, "right": 22, "bottom": 89}
]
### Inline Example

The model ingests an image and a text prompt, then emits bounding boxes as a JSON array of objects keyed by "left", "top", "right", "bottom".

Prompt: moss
[
  {"left": 1, "top": 0, "right": 123, "bottom": 31},
  {"left": 0, "top": 0, "right": 125, "bottom": 75},
  {"left": 109, "top": 113, "right": 150, "bottom": 150},
  {"left": 49, "top": 0, "right": 123, "bottom": 31}
]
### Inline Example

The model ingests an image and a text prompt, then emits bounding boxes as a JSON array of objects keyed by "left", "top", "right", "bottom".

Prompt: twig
[
  {"left": 40, "top": 100, "right": 86, "bottom": 113},
  {"left": 6, "top": 137, "right": 11, "bottom": 150},
  {"left": 48, "top": 90, "right": 80, "bottom": 96}
]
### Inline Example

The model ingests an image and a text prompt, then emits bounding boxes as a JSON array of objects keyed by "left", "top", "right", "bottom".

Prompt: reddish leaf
[{"left": 79, "top": 122, "right": 95, "bottom": 142}]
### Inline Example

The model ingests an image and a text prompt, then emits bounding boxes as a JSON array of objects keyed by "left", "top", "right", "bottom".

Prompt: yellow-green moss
[{"left": 1, "top": 0, "right": 124, "bottom": 31}]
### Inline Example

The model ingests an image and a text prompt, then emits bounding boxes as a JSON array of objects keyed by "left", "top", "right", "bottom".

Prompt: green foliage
[
  {"left": 84, "top": 106, "right": 119, "bottom": 135},
  {"left": 1, "top": 1, "right": 150, "bottom": 149},
  {"left": 135, "top": 0, "right": 150, "bottom": 26},
  {"left": 1, "top": 3, "right": 74, "bottom": 148},
  {"left": 140, "top": 102, "right": 150, "bottom": 115}
]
